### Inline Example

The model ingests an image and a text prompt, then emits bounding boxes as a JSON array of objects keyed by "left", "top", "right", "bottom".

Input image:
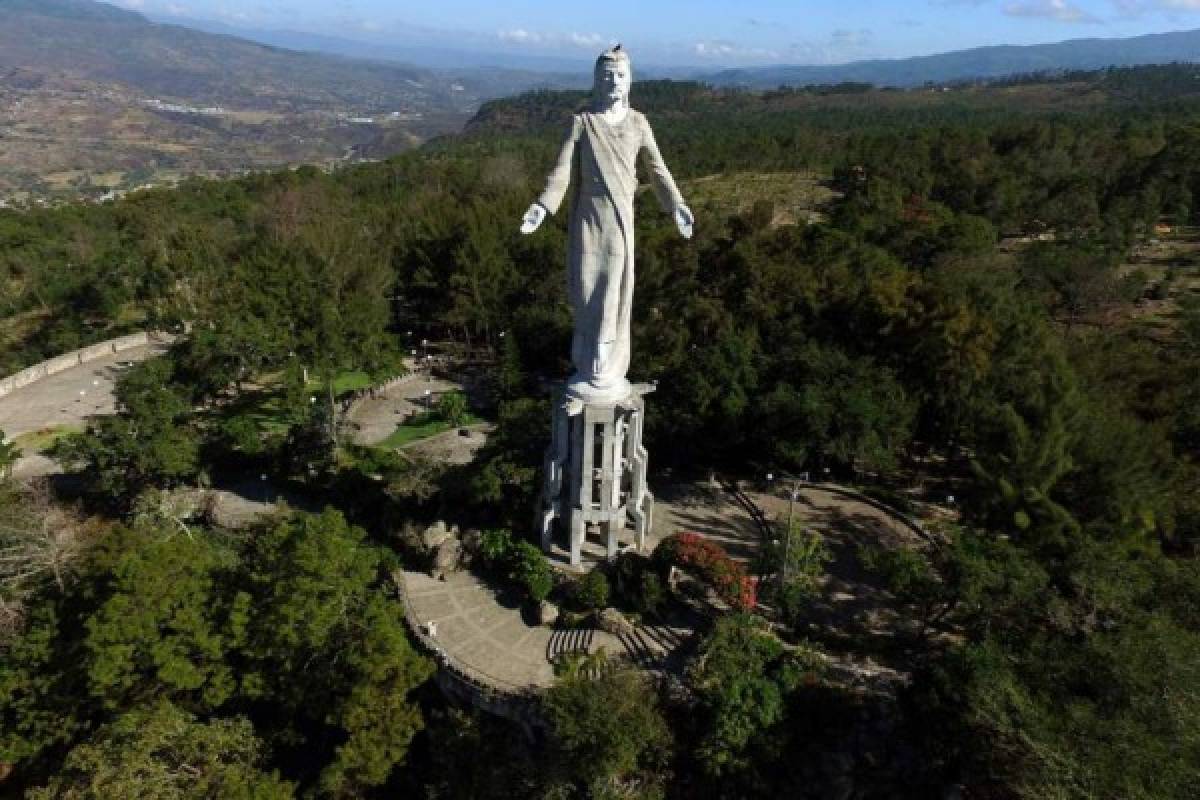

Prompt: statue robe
[{"left": 537, "top": 109, "right": 685, "bottom": 396}]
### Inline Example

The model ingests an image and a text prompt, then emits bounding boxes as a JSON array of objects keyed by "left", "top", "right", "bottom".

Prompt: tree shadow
[{"left": 668, "top": 506, "right": 761, "bottom": 563}]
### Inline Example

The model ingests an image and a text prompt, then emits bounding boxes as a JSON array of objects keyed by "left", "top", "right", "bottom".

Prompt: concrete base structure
[{"left": 539, "top": 383, "right": 655, "bottom": 568}]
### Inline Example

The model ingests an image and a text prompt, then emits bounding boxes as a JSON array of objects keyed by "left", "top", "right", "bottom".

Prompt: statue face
[{"left": 596, "top": 59, "right": 631, "bottom": 105}]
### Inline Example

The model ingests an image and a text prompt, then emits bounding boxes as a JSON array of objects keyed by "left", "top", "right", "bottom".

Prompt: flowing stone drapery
[{"left": 536, "top": 110, "right": 684, "bottom": 402}]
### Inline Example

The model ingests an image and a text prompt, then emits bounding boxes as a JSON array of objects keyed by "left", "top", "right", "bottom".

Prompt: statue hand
[
  {"left": 520, "top": 203, "right": 547, "bottom": 235},
  {"left": 674, "top": 204, "right": 694, "bottom": 239}
]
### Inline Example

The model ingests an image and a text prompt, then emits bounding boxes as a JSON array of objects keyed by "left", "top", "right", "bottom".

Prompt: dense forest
[{"left": 2, "top": 64, "right": 1200, "bottom": 798}]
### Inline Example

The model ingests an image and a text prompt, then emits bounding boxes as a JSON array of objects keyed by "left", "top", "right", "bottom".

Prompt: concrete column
[{"left": 540, "top": 384, "right": 657, "bottom": 567}]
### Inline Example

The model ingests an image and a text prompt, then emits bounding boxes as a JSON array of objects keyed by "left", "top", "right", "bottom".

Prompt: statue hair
[{"left": 593, "top": 45, "right": 632, "bottom": 95}]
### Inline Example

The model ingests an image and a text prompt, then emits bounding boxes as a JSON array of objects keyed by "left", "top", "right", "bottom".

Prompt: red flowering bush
[{"left": 654, "top": 532, "right": 757, "bottom": 611}]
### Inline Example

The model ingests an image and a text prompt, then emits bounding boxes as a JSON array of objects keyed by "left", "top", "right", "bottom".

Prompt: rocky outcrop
[
  {"left": 596, "top": 607, "right": 634, "bottom": 637},
  {"left": 430, "top": 537, "right": 463, "bottom": 581},
  {"left": 538, "top": 601, "right": 560, "bottom": 627},
  {"left": 422, "top": 521, "right": 453, "bottom": 551}
]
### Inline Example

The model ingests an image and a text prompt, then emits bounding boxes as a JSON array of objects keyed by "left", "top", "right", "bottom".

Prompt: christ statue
[{"left": 520, "top": 45, "right": 694, "bottom": 402}]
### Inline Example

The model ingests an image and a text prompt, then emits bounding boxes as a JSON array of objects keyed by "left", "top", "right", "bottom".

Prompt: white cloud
[
  {"left": 692, "top": 40, "right": 781, "bottom": 60},
  {"left": 497, "top": 28, "right": 610, "bottom": 50},
  {"left": 499, "top": 28, "right": 543, "bottom": 45},
  {"left": 568, "top": 32, "right": 606, "bottom": 48},
  {"left": 1003, "top": 0, "right": 1100, "bottom": 22},
  {"left": 1143, "top": 0, "right": 1200, "bottom": 8},
  {"left": 831, "top": 28, "right": 873, "bottom": 47},
  {"left": 780, "top": 28, "right": 876, "bottom": 65},
  {"left": 1110, "top": 0, "right": 1200, "bottom": 16}
]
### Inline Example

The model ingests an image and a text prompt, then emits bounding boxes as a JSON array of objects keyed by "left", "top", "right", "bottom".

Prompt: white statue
[{"left": 521, "top": 45, "right": 693, "bottom": 402}]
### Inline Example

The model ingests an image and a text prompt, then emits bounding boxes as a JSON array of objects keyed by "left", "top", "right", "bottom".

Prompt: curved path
[
  {"left": 1, "top": 342, "right": 171, "bottom": 480},
  {"left": 399, "top": 567, "right": 696, "bottom": 692},
  {"left": 345, "top": 368, "right": 463, "bottom": 447},
  {"left": 400, "top": 481, "right": 923, "bottom": 696},
  {"left": 0, "top": 342, "right": 170, "bottom": 438}
]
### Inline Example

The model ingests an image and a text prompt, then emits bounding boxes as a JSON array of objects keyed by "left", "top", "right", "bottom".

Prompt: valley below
[{"left": 0, "top": 71, "right": 470, "bottom": 206}]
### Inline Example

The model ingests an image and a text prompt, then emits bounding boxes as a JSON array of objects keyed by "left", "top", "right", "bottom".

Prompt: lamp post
[
  {"left": 784, "top": 485, "right": 800, "bottom": 583},
  {"left": 768, "top": 471, "right": 803, "bottom": 584}
]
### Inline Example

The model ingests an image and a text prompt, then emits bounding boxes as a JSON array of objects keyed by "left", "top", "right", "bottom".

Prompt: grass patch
[
  {"left": 14, "top": 425, "right": 82, "bottom": 453},
  {"left": 330, "top": 371, "right": 374, "bottom": 395},
  {"left": 302, "top": 370, "right": 379, "bottom": 397},
  {"left": 682, "top": 170, "right": 836, "bottom": 227},
  {"left": 377, "top": 410, "right": 482, "bottom": 450},
  {"left": 208, "top": 370, "right": 380, "bottom": 436},
  {"left": 201, "top": 385, "right": 307, "bottom": 436}
]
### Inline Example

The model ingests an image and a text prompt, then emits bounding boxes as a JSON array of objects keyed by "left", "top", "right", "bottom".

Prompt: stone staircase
[
  {"left": 617, "top": 619, "right": 695, "bottom": 671},
  {"left": 546, "top": 624, "right": 596, "bottom": 663}
]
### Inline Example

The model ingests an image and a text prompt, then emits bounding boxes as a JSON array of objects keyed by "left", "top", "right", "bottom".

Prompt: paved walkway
[
  {"left": 1, "top": 342, "right": 172, "bottom": 480},
  {"left": 403, "top": 483, "right": 765, "bottom": 693},
  {"left": 401, "top": 570, "right": 618, "bottom": 690},
  {"left": 401, "top": 566, "right": 699, "bottom": 692},
  {"left": 404, "top": 481, "right": 931, "bottom": 696},
  {"left": 345, "top": 368, "right": 463, "bottom": 446},
  {"left": 0, "top": 342, "right": 170, "bottom": 438}
]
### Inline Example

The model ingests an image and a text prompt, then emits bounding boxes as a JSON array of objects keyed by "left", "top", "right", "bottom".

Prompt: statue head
[{"left": 593, "top": 45, "right": 632, "bottom": 107}]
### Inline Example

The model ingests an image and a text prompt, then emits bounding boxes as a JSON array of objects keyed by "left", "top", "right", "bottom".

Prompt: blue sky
[{"left": 112, "top": 1, "right": 1200, "bottom": 66}]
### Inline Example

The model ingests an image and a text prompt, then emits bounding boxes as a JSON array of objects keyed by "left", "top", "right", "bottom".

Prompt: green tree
[
  {"left": 760, "top": 520, "right": 831, "bottom": 630},
  {"left": 1, "top": 510, "right": 433, "bottom": 793},
  {"left": 688, "top": 614, "right": 807, "bottom": 777},
  {"left": 507, "top": 540, "right": 553, "bottom": 603},
  {"left": 421, "top": 709, "right": 542, "bottom": 800},
  {"left": 26, "top": 700, "right": 294, "bottom": 800},
  {"left": 437, "top": 390, "right": 470, "bottom": 429},
  {"left": 754, "top": 343, "right": 916, "bottom": 473},
  {"left": 84, "top": 529, "right": 236, "bottom": 711},
  {"left": 573, "top": 568, "right": 610, "bottom": 611},
  {"left": 236, "top": 509, "right": 433, "bottom": 794},
  {"left": 543, "top": 665, "right": 671, "bottom": 797},
  {"left": 0, "top": 429, "right": 19, "bottom": 480},
  {"left": 55, "top": 358, "right": 199, "bottom": 510}
]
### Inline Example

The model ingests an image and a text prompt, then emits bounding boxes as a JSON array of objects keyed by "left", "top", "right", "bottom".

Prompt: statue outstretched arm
[
  {"left": 639, "top": 115, "right": 693, "bottom": 239},
  {"left": 520, "top": 115, "right": 583, "bottom": 234}
]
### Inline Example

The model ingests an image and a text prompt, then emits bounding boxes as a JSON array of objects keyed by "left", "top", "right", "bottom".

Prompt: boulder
[
  {"left": 394, "top": 521, "right": 424, "bottom": 553},
  {"left": 430, "top": 537, "right": 463, "bottom": 580},
  {"left": 596, "top": 607, "right": 634, "bottom": 637},
  {"left": 538, "top": 601, "right": 560, "bottom": 627},
  {"left": 421, "top": 520, "right": 452, "bottom": 551},
  {"left": 460, "top": 528, "right": 483, "bottom": 557}
]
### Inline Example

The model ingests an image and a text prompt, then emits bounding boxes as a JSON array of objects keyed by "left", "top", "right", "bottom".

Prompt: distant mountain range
[
  {"left": 705, "top": 28, "right": 1200, "bottom": 89},
  {"left": 0, "top": 0, "right": 527, "bottom": 113},
  {"left": 139, "top": 11, "right": 597, "bottom": 76},
  {"left": 6, "top": 0, "right": 1200, "bottom": 205},
  {"left": 0, "top": 0, "right": 567, "bottom": 204}
]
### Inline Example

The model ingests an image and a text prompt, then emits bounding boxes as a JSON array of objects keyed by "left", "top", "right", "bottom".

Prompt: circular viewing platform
[{"left": 397, "top": 481, "right": 930, "bottom": 701}]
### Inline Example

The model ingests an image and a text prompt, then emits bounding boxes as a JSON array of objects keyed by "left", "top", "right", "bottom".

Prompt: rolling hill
[
  {"left": 706, "top": 28, "right": 1200, "bottom": 88},
  {"left": 0, "top": 0, "right": 573, "bottom": 204}
]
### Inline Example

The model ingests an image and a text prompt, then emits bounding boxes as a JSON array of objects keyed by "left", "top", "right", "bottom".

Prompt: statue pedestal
[{"left": 539, "top": 383, "right": 655, "bottom": 569}]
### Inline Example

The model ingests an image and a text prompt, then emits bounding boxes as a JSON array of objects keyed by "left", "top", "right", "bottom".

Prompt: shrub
[
  {"left": 611, "top": 552, "right": 666, "bottom": 614},
  {"left": 655, "top": 532, "right": 757, "bottom": 611},
  {"left": 478, "top": 529, "right": 514, "bottom": 572},
  {"left": 508, "top": 541, "right": 553, "bottom": 603},
  {"left": 480, "top": 529, "right": 552, "bottom": 603},
  {"left": 637, "top": 572, "right": 666, "bottom": 615},
  {"left": 436, "top": 391, "right": 469, "bottom": 428},
  {"left": 573, "top": 569, "right": 610, "bottom": 610}
]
